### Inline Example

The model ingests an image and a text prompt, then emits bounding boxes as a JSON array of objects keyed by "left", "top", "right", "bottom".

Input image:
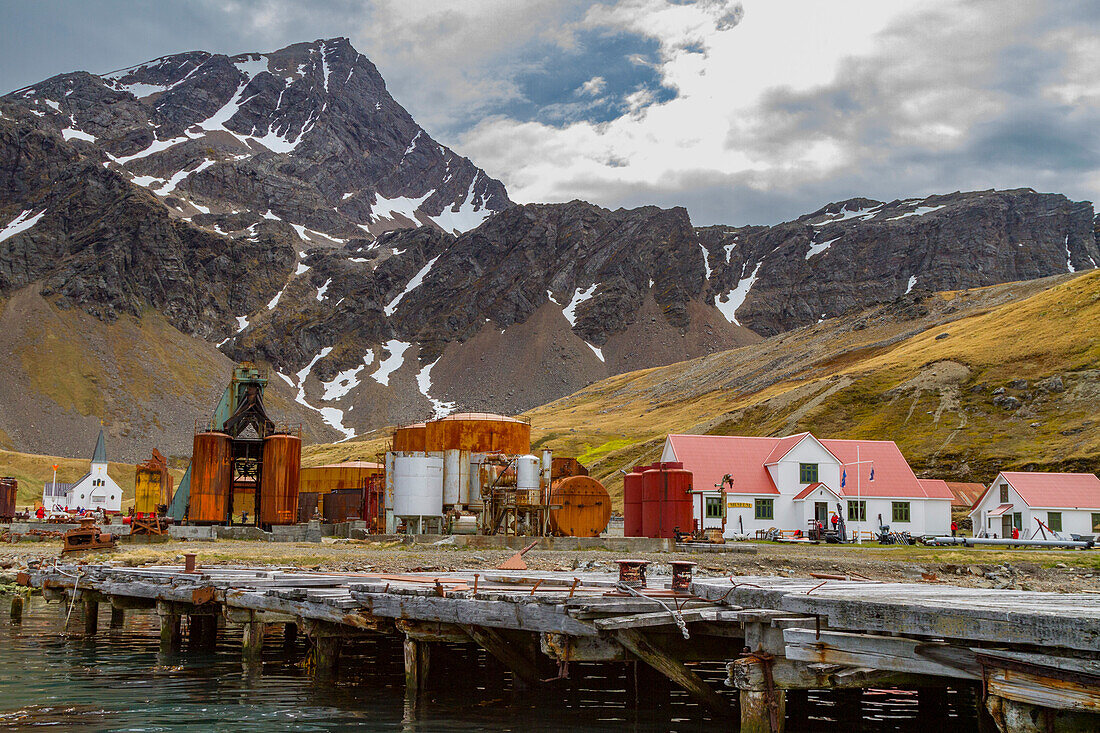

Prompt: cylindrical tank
[
  {"left": 260, "top": 434, "right": 301, "bottom": 526},
  {"left": 0, "top": 477, "right": 16, "bottom": 521},
  {"left": 393, "top": 423, "right": 427, "bottom": 451},
  {"left": 189, "top": 432, "right": 233, "bottom": 523},
  {"left": 516, "top": 454, "right": 541, "bottom": 506},
  {"left": 452, "top": 514, "right": 478, "bottom": 535},
  {"left": 323, "top": 488, "right": 364, "bottom": 523},
  {"left": 424, "top": 413, "right": 531, "bottom": 454},
  {"left": 641, "top": 463, "right": 663, "bottom": 538},
  {"left": 548, "top": 475, "right": 612, "bottom": 537},
  {"left": 660, "top": 461, "right": 694, "bottom": 539},
  {"left": 443, "top": 449, "right": 462, "bottom": 506},
  {"left": 393, "top": 453, "right": 443, "bottom": 517},
  {"left": 623, "top": 465, "right": 645, "bottom": 537},
  {"left": 134, "top": 467, "right": 162, "bottom": 517}
]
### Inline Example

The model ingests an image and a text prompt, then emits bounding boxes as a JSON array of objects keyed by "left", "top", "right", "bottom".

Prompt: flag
[
  {"left": 841, "top": 469, "right": 846, "bottom": 488},
  {"left": 869, "top": 464, "right": 875, "bottom": 482}
]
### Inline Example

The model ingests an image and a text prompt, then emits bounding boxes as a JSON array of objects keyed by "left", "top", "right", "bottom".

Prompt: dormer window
[
  {"left": 799, "top": 463, "right": 818, "bottom": 483},
  {"left": 999, "top": 484, "right": 1008, "bottom": 503}
]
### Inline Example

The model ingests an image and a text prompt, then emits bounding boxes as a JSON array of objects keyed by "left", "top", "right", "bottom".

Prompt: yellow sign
[{"left": 727, "top": 502, "right": 752, "bottom": 508}]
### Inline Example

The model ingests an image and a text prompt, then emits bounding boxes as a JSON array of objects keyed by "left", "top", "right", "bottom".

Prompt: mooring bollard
[
  {"left": 183, "top": 553, "right": 198, "bottom": 573},
  {"left": 615, "top": 559, "right": 649, "bottom": 588},
  {"left": 670, "top": 561, "right": 696, "bottom": 592},
  {"left": 10, "top": 594, "right": 24, "bottom": 624}
]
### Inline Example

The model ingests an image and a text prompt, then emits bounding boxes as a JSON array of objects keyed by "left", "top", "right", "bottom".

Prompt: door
[
  {"left": 815, "top": 502, "right": 828, "bottom": 525},
  {"left": 1001, "top": 515, "right": 1013, "bottom": 538}
]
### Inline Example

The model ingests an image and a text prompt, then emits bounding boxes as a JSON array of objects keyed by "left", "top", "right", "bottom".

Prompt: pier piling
[
  {"left": 10, "top": 594, "right": 23, "bottom": 624},
  {"left": 109, "top": 605, "right": 124, "bottom": 629},
  {"left": 83, "top": 597, "right": 98, "bottom": 636},
  {"left": 242, "top": 621, "right": 265, "bottom": 661},
  {"left": 157, "top": 602, "right": 181, "bottom": 654}
]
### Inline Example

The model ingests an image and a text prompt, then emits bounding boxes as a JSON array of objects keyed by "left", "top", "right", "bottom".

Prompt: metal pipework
[{"left": 928, "top": 536, "right": 1093, "bottom": 549}]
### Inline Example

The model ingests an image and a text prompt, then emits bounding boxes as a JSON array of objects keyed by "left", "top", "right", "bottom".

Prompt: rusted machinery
[
  {"left": 61, "top": 517, "right": 116, "bottom": 554},
  {"left": 168, "top": 363, "right": 301, "bottom": 528},
  {"left": 132, "top": 450, "right": 173, "bottom": 534},
  {"left": 547, "top": 475, "right": 612, "bottom": 538},
  {"left": 0, "top": 477, "right": 16, "bottom": 522}
]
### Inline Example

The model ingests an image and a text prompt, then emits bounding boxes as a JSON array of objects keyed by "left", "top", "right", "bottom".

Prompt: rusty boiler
[
  {"left": 189, "top": 432, "right": 233, "bottom": 523},
  {"left": 548, "top": 475, "right": 612, "bottom": 538},
  {"left": 260, "top": 433, "right": 301, "bottom": 526}
]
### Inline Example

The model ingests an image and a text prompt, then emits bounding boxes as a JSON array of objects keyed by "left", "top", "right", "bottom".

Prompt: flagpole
[{"left": 856, "top": 445, "right": 861, "bottom": 545}]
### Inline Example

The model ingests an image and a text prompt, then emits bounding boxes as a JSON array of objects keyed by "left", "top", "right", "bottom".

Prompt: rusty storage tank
[
  {"left": 660, "top": 461, "right": 694, "bottom": 538},
  {"left": 323, "top": 487, "right": 364, "bottom": 523},
  {"left": 424, "top": 413, "right": 530, "bottom": 453},
  {"left": 623, "top": 465, "right": 645, "bottom": 537},
  {"left": 548, "top": 475, "right": 612, "bottom": 537},
  {"left": 640, "top": 463, "right": 664, "bottom": 538},
  {"left": 134, "top": 467, "right": 163, "bottom": 517},
  {"left": 0, "top": 477, "right": 16, "bottom": 521},
  {"left": 260, "top": 433, "right": 301, "bottom": 526},
  {"left": 189, "top": 432, "right": 233, "bottom": 523},
  {"left": 392, "top": 423, "right": 427, "bottom": 452},
  {"left": 300, "top": 462, "right": 383, "bottom": 496}
]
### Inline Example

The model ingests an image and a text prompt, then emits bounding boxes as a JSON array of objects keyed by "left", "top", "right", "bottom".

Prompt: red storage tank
[
  {"left": 641, "top": 463, "right": 663, "bottom": 538},
  {"left": 660, "top": 461, "right": 694, "bottom": 539},
  {"left": 622, "top": 465, "right": 645, "bottom": 537}
]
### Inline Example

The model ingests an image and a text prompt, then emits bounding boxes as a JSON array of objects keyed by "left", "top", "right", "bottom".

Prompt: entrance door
[
  {"left": 815, "top": 502, "right": 828, "bottom": 525},
  {"left": 1001, "top": 515, "right": 1013, "bottom": 538}
]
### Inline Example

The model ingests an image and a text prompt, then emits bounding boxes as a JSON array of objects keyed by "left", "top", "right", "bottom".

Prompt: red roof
[
  {"left": 944, "top": 481, "right": 986, "bottom": 507},
  {"left": 820, "top": 439, "right": 948, "bottom": 499},
  {"left": 917, "top": 479, "right": 955, "bottom": 502},
  {"left": 666, "top": 433, "right": 950, "bottom": 500},
  {"left": 988, "top": 503, "right": 1013, "bottom": 517},
  {"left": 792, "top": 482, "right": 842, "bottom": 501},
  {"left": 666, "top": 435, "right": 780, "bottom": 495},
  {"left": 999, "top": 472, "right": 1100, "bottom": 509}
]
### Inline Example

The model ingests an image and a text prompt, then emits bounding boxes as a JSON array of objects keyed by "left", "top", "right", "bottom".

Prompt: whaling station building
[
  {"left": 968, "top": 471, "right": 1100, "bottom": 539},
  {"left": 660, "top": 432, "right": 953, "bottom": 538}
]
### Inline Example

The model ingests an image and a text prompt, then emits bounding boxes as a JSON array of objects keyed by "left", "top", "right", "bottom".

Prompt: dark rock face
[
  {"left": 698, "top": 190, "right": 1100, "bottom": 335},
  {"left": 2, "top": 37, "right": 510, "bottom": 240}
]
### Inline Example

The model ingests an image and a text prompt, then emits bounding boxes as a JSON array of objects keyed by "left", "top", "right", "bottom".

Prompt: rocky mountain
[{"left": 0, "top": 37, "right": 1098, "bottom": 457}]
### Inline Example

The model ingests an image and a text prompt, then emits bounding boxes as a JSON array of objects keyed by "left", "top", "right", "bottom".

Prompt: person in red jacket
[
  {"left": 950, "top": 521, "right": 958, "bottom": 538},
  {"left": 35, "top": 505, "right": 45, "bottom": 520},
  {"left": 1011, "top": 526, "right": 1020, "bottom": 540}
]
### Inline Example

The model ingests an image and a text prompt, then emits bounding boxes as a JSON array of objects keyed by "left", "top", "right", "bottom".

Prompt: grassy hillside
[
  {"left": 521, "top": 271, "right": 1100, "bottom": 505},
  {"left": 0, "top": 447, "right": 185, "bottom": 509}
]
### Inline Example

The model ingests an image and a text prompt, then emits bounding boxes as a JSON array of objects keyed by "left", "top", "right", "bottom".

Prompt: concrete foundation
[{"left": 169, "top": 525, "right": 217, "bottom": 541}]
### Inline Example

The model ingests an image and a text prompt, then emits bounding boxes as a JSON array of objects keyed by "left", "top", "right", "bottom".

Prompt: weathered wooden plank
[
  {"left": 612, "top": 628, "right": 732, "bottom": 715},
  {"left": 985, "top": 666, "right": 1100, "bottom": 713},
  {"left": 350, "top": 591, "right": 598, "bottom": 636},
  {"left": 592, "top": 607, "right": 734, "bottom": 630},
  {"left": 782, "top": 628, "right": 980, "bottom": 680}
]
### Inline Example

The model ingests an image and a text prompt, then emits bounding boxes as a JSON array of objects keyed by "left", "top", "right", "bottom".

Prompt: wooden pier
[{"left": 15, "top": 561, "right": 1100, "bottom": 732}]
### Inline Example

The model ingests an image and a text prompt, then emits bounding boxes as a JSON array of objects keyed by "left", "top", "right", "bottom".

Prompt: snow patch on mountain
[{"left": 715, "top": 261, "right": 763, "bottom": 326}]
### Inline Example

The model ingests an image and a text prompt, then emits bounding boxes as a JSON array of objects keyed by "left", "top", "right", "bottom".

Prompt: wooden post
[
  {"left": 109, "top": 605, "right": 124, "bottom": 629},
  {"left": 403, "top": 637, "right": 430, "bottom": 697},
  {"left": 83, "top": 597, "right": 99, "bottom": 636},
  {"left": 314, "top": 635, "right": 338, "bottom": 679},
  {"left": 242, "top": 621, "right": 265, "bottom": 661},
  {"left": 463, "top": 625, "right": 543, "bottom": 688},
  {"left": 740, "top": 689, "right": 786, "bottom": 733},
  {"left": 159, "top": 610, "right": 181, "bottom": 655},
  {"left": 612, "top": 628, "right": 732, "bottom": 715},
  {"left": 10, "top": 594, "right": 23, "bottom": 624}
]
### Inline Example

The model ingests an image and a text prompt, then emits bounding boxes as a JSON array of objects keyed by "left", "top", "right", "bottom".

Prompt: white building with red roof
[
  {"left": 660, "top": 432, "right": 952, "bottom": 538},
  {"left": 968, "top": 472, "right": 1100, "bottom": 539}
]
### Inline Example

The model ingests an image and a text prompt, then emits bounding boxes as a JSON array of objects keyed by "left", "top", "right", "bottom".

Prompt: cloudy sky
[{"left": 2, "top": 0, "right": 1099, "bottom": 225}]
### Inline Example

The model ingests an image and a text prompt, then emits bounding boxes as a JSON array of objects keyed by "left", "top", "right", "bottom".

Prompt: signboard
[{"left": 727, "top": 501, "right": 752, "bottom": 508}]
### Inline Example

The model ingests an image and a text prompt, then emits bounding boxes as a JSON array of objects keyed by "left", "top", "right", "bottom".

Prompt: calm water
[{"left": 1, "top": 594, "right": 978, "bottom": 731}]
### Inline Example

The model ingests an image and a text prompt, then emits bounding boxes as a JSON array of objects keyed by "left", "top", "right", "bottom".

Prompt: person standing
[{"left": 950, "top": 520, "right": 958, "bottom": 538}]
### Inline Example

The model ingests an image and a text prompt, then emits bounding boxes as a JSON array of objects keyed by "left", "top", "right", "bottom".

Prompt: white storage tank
[
  {"left": 517, "top": 454, "right": 541, "bottom": 506},
  {"left": 393, "top": 452, "right": 444, "bottom": 517}
]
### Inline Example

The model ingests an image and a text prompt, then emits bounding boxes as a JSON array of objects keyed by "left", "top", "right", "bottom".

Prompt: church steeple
[{"left": 91, "top": 429, "right": 107, "bottom": 465}]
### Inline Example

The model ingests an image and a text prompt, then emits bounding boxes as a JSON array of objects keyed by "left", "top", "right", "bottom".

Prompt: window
[
  {"left": 1013, "top": 513, "right": 1022, "bottom": 530},
  {"left": 799, "top": 463, "right": 818, "bottom": 483},
  {"left": 755, "top": 498, "right": 774, "bottom": 520},
  {"left": 891, "top": 502, "right": 911, "bottom": 523},
  {"left": 1047, "top": 512, "right": 1062, "bottom": 532},
  {"left": 999, "top": 484, "right": 1008, "bottom": 503},
  {"left": 705, "top": 497, "right": 724, "bottom": 519},
  {"left": 1092, "top": 513, "right": 1100, "bottom": 533},
  {"left": 847, "top": 500, "right": 866, "bottom": 522}
]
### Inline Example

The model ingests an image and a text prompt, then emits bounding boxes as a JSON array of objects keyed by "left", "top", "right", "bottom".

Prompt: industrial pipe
[{"left": 927, "top": 536, "right": 1093, "bottom": 549}]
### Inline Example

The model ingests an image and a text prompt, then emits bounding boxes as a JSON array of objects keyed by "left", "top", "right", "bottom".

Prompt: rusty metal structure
[
  {"left": 61, "top": 516, "right": 116, "bottom": 554},
  {"left": 134, "top": 449, "right": 173, "bottom": 517},
  {"left": 547, "top": 475, "right": 612, "bottom": 538},
  {"left": 168, "top": 363, "right": 301, "bottom": 527},
  {"left": 0, "top": 477, "right": 16, "bottom": 522}
]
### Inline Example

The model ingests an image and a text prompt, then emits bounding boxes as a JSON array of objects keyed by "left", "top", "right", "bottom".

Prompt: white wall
[
  {"left": 773, "top": 438, "right": 841, "bottom": 495},
  {"left": 67, "top": 463, "right": 123, "bottom": 513}
]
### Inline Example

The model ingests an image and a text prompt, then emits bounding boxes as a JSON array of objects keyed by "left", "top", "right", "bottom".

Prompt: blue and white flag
[
  {"left": 841, "top": 469, "right": 846, "bottom": 488},
  {"left": 869, "top": 465, "right": 875, "bottom": 482}
]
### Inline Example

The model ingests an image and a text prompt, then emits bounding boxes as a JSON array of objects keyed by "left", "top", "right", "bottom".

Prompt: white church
[{"left": 42, "top": 430, "right": 123, "bottom": 513}]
